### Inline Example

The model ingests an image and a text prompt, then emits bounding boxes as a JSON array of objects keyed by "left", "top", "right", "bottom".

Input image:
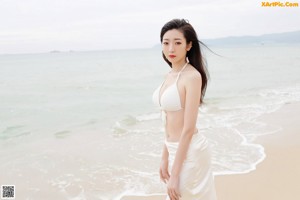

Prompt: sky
[{"left": 0, "top": 0, "right": 299, "bottom": 54}]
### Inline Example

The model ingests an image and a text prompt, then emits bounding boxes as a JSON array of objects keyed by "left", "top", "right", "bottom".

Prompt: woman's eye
[
  {"left": 175, "top": 42, "right": 181, "bottom": 45},
  {"left": 163, "top": 42, "right": 169, "bottom": 45}
]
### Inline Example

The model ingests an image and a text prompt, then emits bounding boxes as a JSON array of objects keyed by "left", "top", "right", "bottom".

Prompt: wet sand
[{"left": 215, "top": 102, "right": 300, "bottom": 200}]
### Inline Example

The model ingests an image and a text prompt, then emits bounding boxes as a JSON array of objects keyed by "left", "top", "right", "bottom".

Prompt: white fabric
[
  {"left": 165, "top": 133, "right": 217, "bottom": 200},
  {"left": 152, "top": 62, "right": 188, "bottom": 112}
]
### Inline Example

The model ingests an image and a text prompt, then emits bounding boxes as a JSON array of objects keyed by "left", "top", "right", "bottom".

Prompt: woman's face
[{"left": 162, "top": 29, "right": 191, "bottom": 65}]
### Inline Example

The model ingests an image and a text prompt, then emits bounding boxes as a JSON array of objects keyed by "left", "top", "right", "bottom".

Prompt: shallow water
[{"left": 1, "top": 44, "right": 300, "bottom": 199}]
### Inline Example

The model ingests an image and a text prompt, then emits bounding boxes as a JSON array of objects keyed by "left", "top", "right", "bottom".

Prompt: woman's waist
[
  {"left": 165, "top": 130, "right": 208, "bottom": 154},
  {"left": 165, "top": 128, "right": 200, "bottom": 143},
  {"left": 163, "top": 118, "right": 187, "bottom": 140}
]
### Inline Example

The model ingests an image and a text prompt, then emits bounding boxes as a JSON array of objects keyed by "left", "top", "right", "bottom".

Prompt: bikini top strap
[{"left": 175, "top": 62, "right": 188, "bottom": 82}]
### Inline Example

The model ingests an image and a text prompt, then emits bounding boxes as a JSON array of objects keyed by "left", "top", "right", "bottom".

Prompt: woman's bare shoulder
[{"left": 183, "top": 65, "right": 202, "bottom": 82}]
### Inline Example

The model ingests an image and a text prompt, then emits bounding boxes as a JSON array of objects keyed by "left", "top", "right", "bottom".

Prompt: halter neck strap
[{"left": 175, "top": 62, "right": 189, "bottom": 82}]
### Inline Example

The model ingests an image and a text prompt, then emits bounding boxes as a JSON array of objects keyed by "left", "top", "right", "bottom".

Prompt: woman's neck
[{"left": 171, "top": 60, "right": 188, "bottom": 72}]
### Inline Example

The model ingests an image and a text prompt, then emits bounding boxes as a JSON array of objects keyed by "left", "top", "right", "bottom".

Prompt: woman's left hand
[{"left": 167, "top": 175, "right": 181, "bottom": 200}]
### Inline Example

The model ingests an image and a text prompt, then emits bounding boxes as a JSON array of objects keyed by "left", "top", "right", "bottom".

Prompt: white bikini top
[{"left": 152, "top": 62, "right": 188, "bottom": 112}]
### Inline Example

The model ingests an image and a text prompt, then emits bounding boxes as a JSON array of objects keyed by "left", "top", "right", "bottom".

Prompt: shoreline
[
  {"left": 214, "top": 101, "right": 300, "bottom": 200},
  {"left": 120, "top": 101, "right": 300, "bottom": 200}
]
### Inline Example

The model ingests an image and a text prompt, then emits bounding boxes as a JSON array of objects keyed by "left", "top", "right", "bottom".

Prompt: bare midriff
[{"left": 164, "top": 109, "right": 198, "bottom": 142}]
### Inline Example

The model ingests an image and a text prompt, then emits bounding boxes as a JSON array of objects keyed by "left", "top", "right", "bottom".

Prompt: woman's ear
[{"left": 187, "top": 42, "right": 192, "bottom": 51}]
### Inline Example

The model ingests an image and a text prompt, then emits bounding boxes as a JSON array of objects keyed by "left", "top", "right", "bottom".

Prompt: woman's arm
[
  {"left": 166, "top": 71, "right": 202, "bottom": 199},
  {"left": 161, "top": 143, "right": 169, "bottom": 161},
  {"left": 171, "top": 72, "right": 202, "bottom": 175},
  {"left": 160, "top": 143, "right": 170, "bottom": 183}
]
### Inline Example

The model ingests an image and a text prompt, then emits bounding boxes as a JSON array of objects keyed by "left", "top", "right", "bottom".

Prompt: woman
[{"left": 152, "top": 19, "right": 217, "bottom": 200}]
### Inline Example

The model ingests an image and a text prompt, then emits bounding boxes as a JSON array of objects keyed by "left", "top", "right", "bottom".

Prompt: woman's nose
[{"left": 169, "top": 44, "right": 174, "bottom": 52}]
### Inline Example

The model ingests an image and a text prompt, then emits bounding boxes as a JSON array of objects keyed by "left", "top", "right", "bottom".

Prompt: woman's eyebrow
[{"left": 163, "top": 38, "right": 182, "bottom": 40}]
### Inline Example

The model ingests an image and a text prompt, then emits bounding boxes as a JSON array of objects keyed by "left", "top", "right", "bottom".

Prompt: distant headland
[{"left": 203, "top": 30, "right": 300, "bottom": 46}]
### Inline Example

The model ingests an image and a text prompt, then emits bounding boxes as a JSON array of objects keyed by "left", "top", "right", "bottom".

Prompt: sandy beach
[
  {"left": 215, "top": 102, "right": 300, "bottom": 200},
  {"left": 121, "top": 102, "right": 300, "bottom": 200}
]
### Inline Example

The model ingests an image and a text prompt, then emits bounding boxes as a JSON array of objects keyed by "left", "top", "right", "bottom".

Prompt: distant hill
[{"left": 202, "top": 30, "right": 300, "bottom": 46}]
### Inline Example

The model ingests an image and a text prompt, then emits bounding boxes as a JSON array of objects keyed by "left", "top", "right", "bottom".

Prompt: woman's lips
[{"left": 169, "top": 55, "right": 176, "bottom": 58}]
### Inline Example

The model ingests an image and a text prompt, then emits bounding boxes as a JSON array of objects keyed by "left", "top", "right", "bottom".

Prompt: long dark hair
[{"left": 160, "top": 19, "right": 209, "bottom": 105}]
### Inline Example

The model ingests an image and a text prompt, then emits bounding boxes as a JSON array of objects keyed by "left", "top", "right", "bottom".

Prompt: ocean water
[{"left": 0, "top": 44, "right": 300, "bottom": 199}]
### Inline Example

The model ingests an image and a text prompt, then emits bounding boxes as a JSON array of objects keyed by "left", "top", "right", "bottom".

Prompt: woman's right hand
[{"left": 159, "top": 159, "right": 170, "bottom": 184}]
